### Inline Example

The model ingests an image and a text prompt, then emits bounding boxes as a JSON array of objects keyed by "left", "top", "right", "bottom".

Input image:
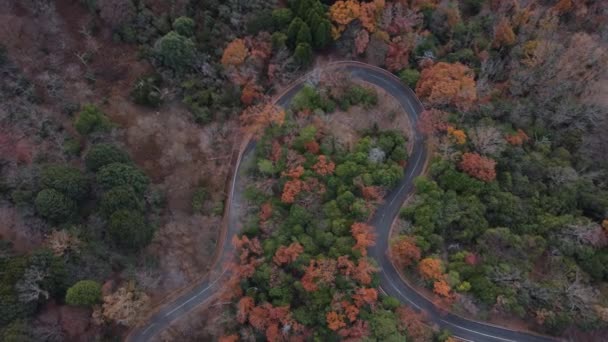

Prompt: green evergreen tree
[
  {"left": 85, "top": 143, "right": 131, "bottom": 172},
  {"left": 173, "top": 17, "right": 195, "bottom": 37},
  {"left": 74, "top": 104, "right": 111, "bottom": 135},
  {"left": 296, "top": 23, "right": 312, "bottom": 45},
  {"left": 154, "top": 31, "right": 196, "bottom": 72},
  {"left": 294, "top": 43, "right": 313, "bottom": 66},
  {"left": 108, "top": 210, "right": 153, "bottom": 251},
  {"left": 40, "top": 165, "right": 89, "bottom": 200},
  {"left": 34, "top": 189, "right": 77, "bottom": 222},
  {"left": 100, "top": 185, "right": 143, "bottom": 217},
  {"left": 287, "top": 18, "right": 305, "bottom": 48},
  {"left": 96, "top": 163, "right": 149, "bottom": 195},
  {"left": 272, "top": 8, "right": 294, "bottom": 30},
  {"left": 313, "top": 20, "right": 332, "bottom": 49}
]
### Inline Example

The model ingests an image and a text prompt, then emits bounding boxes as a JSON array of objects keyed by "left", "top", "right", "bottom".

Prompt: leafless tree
[
  {"left": 16, "top": 266, "right": 49, "bottom": 303},
  {"left": 98, "top": 0, "right": 136, "bottom": 29},
  {"left": 469, "top": 125, "right": 505, "bottom": 156}
]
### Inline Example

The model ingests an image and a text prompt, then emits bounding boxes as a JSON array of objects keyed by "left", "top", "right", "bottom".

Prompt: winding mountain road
[{"left": 128, "top": 62, "right": 558, "bottom": 342}]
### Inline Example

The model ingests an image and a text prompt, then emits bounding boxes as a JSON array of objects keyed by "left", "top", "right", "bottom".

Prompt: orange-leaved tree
[
  {"left": 329, "top": 0, "right": 361, "bottom": 37},
  {"left": 415, "top": 62, "right": 477, "bottom": 110},
  {"left": 237, "top": 296, "right": 255, "bottom": 324},
  {"left": 418, "top": 257, "right": 443, "bottom": 281},
  {"left": 221, "top": 38, "right": 248, "bottom": 66},
  {"left": 353, "top": 258, "right": 377, "bottom": 285},
  {"left": 273, "top": 242, "right": 304, "bottom": 265},
  {"left": 327, "top": 311, "right": 347, "bottom": 331},
  {"left": 433, "top": 279, "right": 452, "bottom": 298},
  {"left": 396, "top": 306, "right": 433, "bottom": 341},
  {"left": 351, "top": 223, "right": 376, "bottom": 256},
  {"left": 301, "top": 259, "right": 337, "bottom": 292},
  {"left": 505, "top": 129, "right": 529, "bottom": 146},
  {"left": 447, "top": 126, "right": 467, "bottom": 145},
  {"left": 493, "top": 18, "right": 516, "bottom": 48},
  {"left": 392, "top": 236, "right": 421, "bottom": 268},
  {"left": 218, "top": 334, "right": 239, "bottom": 342},
  {"left": 281, "top": 179, "right": 303, "bottom": 204},
  {"left": 458, "top": 152, "right": 497, "bottom": 182},
  {"left": 352, "top": 287, "right": 378, "bottom": 307},
  {"left": 240, "top": 104, "right": 286, "bottom": 136},
  {"left": 312, "top": 155, "right": 336, "bottom": 176}
]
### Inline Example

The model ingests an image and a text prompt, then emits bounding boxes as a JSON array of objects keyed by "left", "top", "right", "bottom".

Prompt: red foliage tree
[
  {"left": 458, "top": 152, "right": 497, "bottom": 182},
  {"left": 221, "top": 38, "right": 248, "bottom": 66},
  {"left": 241, "top": 82, "right": 261, "bottom": 105},
  {"left": 417, "top": 109, "right": 450, "bottom": 136},
  {"left": 493, "top": 18, "right": 516, "bottom": 48},
  {"left": 352, "top": 258, "right": 376, "bottom": 285},
  {"left": 219, "top": 334, "right": 239, "bottom": 342},
  {"left": 281, "top": 179, "right": 303, "bottom": 204},
  {"left": 259, "top": 202, "right": 273, "bottom": 221},
  {"left": 237, "top": 296, "right": 255, "bottom": 324},
  {"left": 362, "top": 186, "right": 383, "bottom": 201},
  {"left": 283, "top": 165, "right": 305, "bottom": 179},
  {"left": 273, "top": 242, "right": 304, "bottom": 265},
  {"left": 351, "top": 223, "right": 376, "bottom": 256},
  {"left": 266, "top": 323, "right": 280, "bottom": 342},
  {"left": 304, "top": 140, "right": 320, "bottom": 154},
  {"left": 352, "top": 287, "right": 378, "bottom": 307},
  {"left": 341, "top": 301, "right": 360, "bottom": 322},
  {"left": 385, "top": 36, "right": 411, "bottom": 72},
  {"left": 312, "top": 155, "right": 336, "bottom": 176},
  {"left": 464, "top": 252, "right": 478, "bottom": 265},
  {"left": 326, "top": 311, "right": 347, "bottom": 331},
  {"left": 301, "top": 259, "right": 337, "bottom": 292},
  {"left": 338, "top": 320, "right": 370, "bottom": 340},
  {"left": 505, "top": 129, "right": 529, "bottom": 146},
  {"left": 396, "top": 306, "right": 432, "bottom": 341},
  {"left": 391, "top": 236, "right": 421, "bottom": 268},
  {"left": 337, "top": 255, "right": 355, "bottom": 276},
  {"left": 415, "top": 62, "right": 477, "bottom": 109}
]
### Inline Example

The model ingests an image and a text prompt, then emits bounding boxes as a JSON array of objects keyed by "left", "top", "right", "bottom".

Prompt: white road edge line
[
  {"left": 164, "top": 268, "right": 228, "bottom": 317},
  {"left": 440, "top": 319, "right": 517, "bottom": 342},
  {"left": 141, "top": 323, "right": 156, "bottom": 335}
]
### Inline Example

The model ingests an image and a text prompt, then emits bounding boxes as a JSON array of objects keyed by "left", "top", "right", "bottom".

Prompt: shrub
[
  {"left": 173, "top": 16, "right": 195, "bottom": 37},
  {"left": 63, "top": 137, "right": 82, "bottom": 156},
  {"left": 35, "top": 189, "right": 77, "bottom": 222},
  {"left": 154, "top": 31, "right": 196, "bottom": 72},
  {"left": 85, "top": 144, "right": 131, "bottom": 172},
  {"left": 100, "top": 186, "right": 143, "bottom": 217},
  {"left": 40, "top": 165, "right": 89, "bottom": 200},
  {"left": 74, "top": 104, "right": 111, "bottom": 135},
  {"left": 109, "top": 210, "right": 153, "bottom": 250},
  {"left": 343, "top": 85, "right": 377, "bottom": 108},
  {"left": 191, "top": 187, "right": 207, "bottom": 214},
  {"left": 398, "top": 69, "right": 420, "bottom": 89},
  {"left": 131, "top": 74, "right": 163, "bottom": 107},
  {"left": 96, "top": 163, "right": 149, "bottom": 195},
  {"left": 65, "top": 280, "right": 101, "bottom": 306}
]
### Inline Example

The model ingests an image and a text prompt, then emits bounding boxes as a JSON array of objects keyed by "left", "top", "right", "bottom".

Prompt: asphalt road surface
[{"left": 129, "top": 62, "right": 558, "bottom": 342}]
